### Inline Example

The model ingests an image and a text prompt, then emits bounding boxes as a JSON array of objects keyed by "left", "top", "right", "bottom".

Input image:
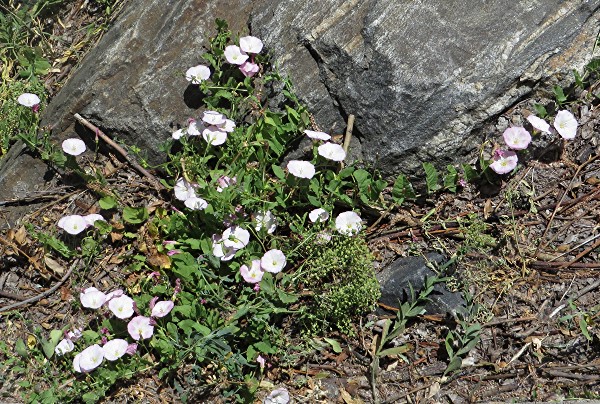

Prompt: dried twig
[
  {"left": 343, "top": 114, "right": 354, "bottom": 153},
  {"left": 73, "top": 113, "right": 165, "bottom": 192},
  {"left": 0, "top": 259, "right": 79, "bottom": 313}
]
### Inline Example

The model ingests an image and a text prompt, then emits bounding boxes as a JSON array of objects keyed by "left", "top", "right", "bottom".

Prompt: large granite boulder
[{"left": 1, "top": 0, "right": 599, "bottom": 211}]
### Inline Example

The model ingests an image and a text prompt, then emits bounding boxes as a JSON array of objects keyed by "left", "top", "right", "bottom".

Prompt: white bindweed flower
[
  {"left": 202, "top": 126, "right": 228, "bottom": 146},
  {"left": 239, "top": 61, "right": 259, "bottom": 78},
  {"left": 108, "top": 295, "right": 135, "bottom": 319},
  {"left": 240, "top": 259, "right": 264, "bottom": 283},
  {"left": 77, "top": 344, "right": 104, "bottom": 372},
  {"left": 318, "top": 142, "right": 346, "bottom": 161},
  {"left": 264, "top": 387, "right": 290, "bottom": 404},
  {"left": 174, "top": 178, "right": 197, "bottom": 201},
  {"left": 202, "top": 110, "right": 226, "bottom": 126},
  {"left": 58, "top": 214, "right": 88, "bottom": 235},
  {"left": 239, "top": 36, "right": 263, "bottom": 54},
  {"left": 83, "top": 214, "right": 105, "bottom": 227},
  {"left": 151, "top": 300, "right": 174, "bottom": 318},
  {"left": 526, "top": 115, "right": 551, "bottom": 134},
  {"left": 502, "top": 126, "right": 531, "bottom": 150},
  {"left": 304, "top": 130, "right": 331, "bottom": 141},
  {"left": 489, "top": 150, "right": 518, "bottom": 174},
  {"left": 223, "top": 226, "right": 250, "bottom": 249},
  {"left": 185, "top": 65, "right": 210, "bottom": 84},
  {"left": 62, "top": 138, "right": 86, "bottom": 156},
  {"left": 553, "top": 110, "right": 578, "bottom": 139},
  {"left": 255, "top": 210, "right": 277, "bottom": 234},
  {"left": 217, "top": 175, "right": 236, "bottom": 192},
  {"left": 224, "top": 45, "right": 249, "bottom": 65},
  {"left": 103, "top": 338, "right": 129, "bottom": 361},
  {"left": 172, "top": 129, "right": 184, "bottom": 140},
  {"left": 287, "top": 160, "right": 315, "bottom": 179},
  {"left": 127, "top": 316, "right": 154, "bottom": 341},
  {"left": 260, "top": 249, "right": 286, "bottom": 273},
  {"left": 184, "top": 196, "right": 208, "bottom": 211},
  {"left": 309, "top": 208, "right": 329, "bottom": 223},
  {"left": 80, "top": 287, "right": 107, "bottom": 309},
  {"left": 187, "top": 120, "right": 202, "bottom": 136},
  {"left": 17, "top": 93, "right": 40, "bottom": 107},
  {"left": 212, "top": 235, "right": 237, "bottom": 261},
  {"left": 335, "top": 211, "right": 363, "bottom": 236},
  {"left": 55, "top": 338, "right": 74, "bottom": 356},
  {"left": 218, "top": 119, "right": 236, "bottom": 133}
]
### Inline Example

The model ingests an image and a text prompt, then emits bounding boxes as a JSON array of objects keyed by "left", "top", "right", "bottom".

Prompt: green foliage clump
[{"left": 303, "top": 234, "right": 380, "bottom": 335}]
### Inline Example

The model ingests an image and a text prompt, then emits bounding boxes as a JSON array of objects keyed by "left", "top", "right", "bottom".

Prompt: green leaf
[
  {"left": 272, "top": 164, "right": 286, "bottom": 180},
  {"left": 461, "top": 164, "right": 479, "bottom": 182},
  {"left": 123, "top": 206, "right": 149, "bottom": 224},
  {"left": 15, "top": 339, "right": 28, "bottom": 358},
  {"left": 443, "top": 165, "right": 458, "bottom": 193},
  {"left": 444, "top": 356, "right": 463, "bottom": 376},
  {"left": 392, "top": 174, "right": 415, "bottom": 204},
  {"left": 277, "top": 289, "right": 298, "bottom": 303},
  {"left": 323, "top": 337, "right": 343, "bottom": 353},
  {"left": 378, "top": 345, "right": 410, "bottom": 357},
  {"left": 423, "top": 162, "right": 441, "bottom": 194},
  {"left": 533, "top": 104, "right": 547, "bottom": 118},
  {"left": 553, "top": 85, "right": 567, "bottom": 105},
  {"left": 99, "top": 196, "right": 117, "bottom": 210}
]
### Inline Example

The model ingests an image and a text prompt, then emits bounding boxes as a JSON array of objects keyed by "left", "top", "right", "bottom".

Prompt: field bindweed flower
[
  {"left": 102, "top": 339, "right": 129, "bottom": 361},
  {"left": 55, "top": 338, "right": 74, "bottom": 356},
  {"left": 315, "top": 231, "right": 332, "bottom": 244},
  {"left": 151, "top": 300, "right": 174, "bottom": 318},
  {"left": 62, "top": 138, "right": 87, "bottom": 156},
  {"left": 240, "top": 259, "right": 264, "bottom": 283},
  {"left": 256, "top": 355, "right": 266, "bottom": 369},
  {"left": 218, "top": 118, "right": 236, "bottom": 133},
  {"left": 224, "top": 45, "right": 249, "bottom": 65},
  {"left": 304, "top": 130, "right": 331, "bottom": 141},
  {"left": 261, "top": 249, "right": 286, "bottom": 273},
  {"left": 287, "top": 160, "right": 315, "bottom": 179},
  {"left": 526, "top": 115, "right": 551, "bottom": 134},
  {"left": 105, "top": 289, "right": 123, "bottom": 301},
  {"left": 264, "top": 387, "right": 290, "bottom": 404},
  {"left": 174, "top": 178, "right": 197, "bottom": 201},
  {"left": 255, "top": 210, "right": 277, "bottom": 234},
  {"left": 239, "top": 61, "right": 259, "bottom": 78},
  {"left": 58, "top": 214, "right": 88, "bottom": 235},
  {"left": 553, "top": 110, "right": 578, "bottom": 139},
  {"left": 127, "top": 316, "right": 154, "bottom": 341},
  {"left": 84, "top": 213, "right": 105, "bottom": 227},
  {"left": 67, "top": 328, "right": 83, "bottom": 341},
  {"left": 223, "top": 226, "right": 250, "bottom": 249},
  {"left": 309, "top": 208, "right": 329, "bottom": 223},
  {"left": 187, "top": 119, "right": 202, "bottom": 136},
  {"left": 202, "top": 126, "right": 228, "bottom": 146},
  {"left": 239, "top": 36, "right": 263, "bottom": 54},
  {"left": 80, "top": 287, "right": 107, "bottom": 309},
  {"left": 335, "top": 211, "right": 363, "bottom": 236},
  {"left": 185, "top": 65, "right": 210, "bottom": 84},
  {"left": 489, "top": 150, "right": 518, "bottom": 174},
  {"left": 217, "top": 175, "right": 236, "bottom": 192},
  {"left": 502, "top": 126, "right": 531, "bottom": 150},
  {"left": 184, "top": 196, "right": 208, "bottom": 211},
  {"left": 17, "top": 93, "right": 40, "bottom": 108},
  {"left": 108, "top": 295, "right": 135, "bottom": 319},
  {"left": 172, "top": 129, "right": 184, "bottom": 140},
  {"left": 202, "top": 110, "right": 226, "bottom": 126},
  {"left": 125, "top": 343, "right": 138, "bottom": 355},
  {"left": 318, "top": 142, "right": 346, "bottom": 161},
  {"left": 212, "top": 235, "right": 237, "bottom": 261},
  {"left": 77, "top": 344, "right": 104, "bottom": 372}
]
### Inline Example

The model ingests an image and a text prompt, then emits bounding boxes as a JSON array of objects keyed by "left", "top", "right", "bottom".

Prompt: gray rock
[
  {"left": 376, "top": 253, "right": 466, "bottom": 316},
  {"left": 1, "top": 0, "right": 599, "bottom": 215}
]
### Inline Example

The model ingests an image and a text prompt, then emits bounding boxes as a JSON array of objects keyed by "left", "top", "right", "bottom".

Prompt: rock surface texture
[{"left": 1, "top": 0, "right": 599, "bottom": 211}]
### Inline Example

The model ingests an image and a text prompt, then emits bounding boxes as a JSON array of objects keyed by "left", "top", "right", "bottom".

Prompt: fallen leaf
[
  {"left": 27, "top": 334, "right": 37, "bottom": 349},
  {"left": 45, "top": 256, "right": 65, "bottom": 275},
  {"left": 14, "top": 226, "right": 27, "bottom": 245}
]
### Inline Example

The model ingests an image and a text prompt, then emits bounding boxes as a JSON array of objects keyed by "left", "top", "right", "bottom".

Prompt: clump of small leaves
[{"left": 302, "top": 234, "right": 381, "bottom": 335}]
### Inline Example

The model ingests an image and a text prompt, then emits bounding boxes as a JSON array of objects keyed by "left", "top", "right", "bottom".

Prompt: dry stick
[
  {"left": 380, "top": 382, "right": 435, "bottom": 404},
  {"left": 556, "top": 237, "right": 600, "bottom": 270},
  {"left": 534, "top": 154, "right": 599, "bottom": 258},
  {"left": 0, "top": 260, "right": 79, "bottom": 313},
  {"left": 548, "top": 277, "right": 600, "bottom": 319},
  {"left": 342, "top": 114, "right": 355, "bottom": 153},
  {"left": 73, "top": 113, "right": 165, "bottom": 191}
]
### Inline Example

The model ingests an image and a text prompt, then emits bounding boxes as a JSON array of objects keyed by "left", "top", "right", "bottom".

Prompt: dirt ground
[{"left": 1, "top": 2, "right": 600, "bottom": 403}]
